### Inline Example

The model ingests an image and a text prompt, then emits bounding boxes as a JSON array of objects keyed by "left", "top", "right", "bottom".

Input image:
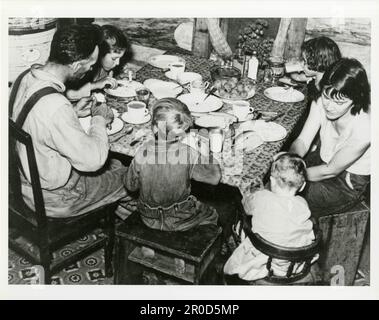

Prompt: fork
[{"left": 203, "top": 87, "right": 217, "bottom": 101}]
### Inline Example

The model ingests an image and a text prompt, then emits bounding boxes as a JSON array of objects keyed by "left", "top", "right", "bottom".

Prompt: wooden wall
[{"left": 305, "top": 18, "right": 371, "bottom": 79}]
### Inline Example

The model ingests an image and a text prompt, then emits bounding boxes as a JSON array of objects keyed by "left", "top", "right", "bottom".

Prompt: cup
[
  {"left": 168, "top": 59, "right": 186, "bottom": 79},
  {"left": 189, "top": 79, "right": 210, "bottom": 96},
  {"left": 126, "top": 101, "right": 148, "bottom": 122},
  {"left": 136, "top": 87, "right": 151, "bottom": 104},
  {"left": 232, "top": 101, "right": 254, "bottom": 121}
]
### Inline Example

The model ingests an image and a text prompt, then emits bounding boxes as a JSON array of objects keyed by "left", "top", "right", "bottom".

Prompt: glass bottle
[
  {"left": 247, "top": 51, "right": 259, "bottom": 81},
  {"left": 232, "top": 43, "right": 244, "bottom": 73},
  {"left": 242, "top": 50, "right": 253, "bottom": 78}
]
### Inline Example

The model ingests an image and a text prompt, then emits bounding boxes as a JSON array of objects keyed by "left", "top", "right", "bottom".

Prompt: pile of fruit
[
  {"left": 213, "top": 77, "right": 255, "bottom": 100},
  {"left": 237, "top": 19, "right": 274, "bottom": 68}
]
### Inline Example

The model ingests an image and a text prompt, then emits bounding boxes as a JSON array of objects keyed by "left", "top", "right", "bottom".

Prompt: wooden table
[{"left": 108, "top": 51, "right": 308, "bottom": 196}]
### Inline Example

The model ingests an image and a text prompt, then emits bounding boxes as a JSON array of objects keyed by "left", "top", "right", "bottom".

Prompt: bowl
[
  {"left": 210, "top": 65, "right": 241, "bottom": 82},
  {"left": 213, "top": 77, "right": 256, "bottom": 101}
]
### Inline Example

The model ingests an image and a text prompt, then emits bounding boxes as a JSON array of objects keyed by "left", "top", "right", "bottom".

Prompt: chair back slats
[
  {"left": 241, "top": 209, "right": 321, "bottom": 282},
  {"left": 243, "top": 213, "right": 321, "bottom": 262},
  {"left": 9, "top": 119, "right": 48, "bottom": 229}
]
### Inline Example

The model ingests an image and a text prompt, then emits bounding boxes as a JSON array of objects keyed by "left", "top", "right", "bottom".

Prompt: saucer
[
  {"left": 121, "top": 112, "right": 151, "bottom": 125},
  {"left": 165, "top": 71, "right": 179, "bottom": 81}
]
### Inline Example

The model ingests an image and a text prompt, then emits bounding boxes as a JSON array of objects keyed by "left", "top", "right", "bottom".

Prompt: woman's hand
[
  {"left": 91, "top": 77, "right": 118, "bottom": 91},
  {"left": 73, "top": 96, "right": 95, "bottom": 118}
]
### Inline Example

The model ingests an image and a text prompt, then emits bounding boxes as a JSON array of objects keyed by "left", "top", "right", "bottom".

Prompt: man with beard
[{"left": 10, "top": 24, "right": 128, "bottom": 218}]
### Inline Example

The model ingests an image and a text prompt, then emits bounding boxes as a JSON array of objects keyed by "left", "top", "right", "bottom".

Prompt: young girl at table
[
  {"left": 124, "top": 97, "right": 220, "bottom": 232},
  {"left": 224, "top": 153, "right": 316, "bottom": 281},
  {"left": 298, "top": 36, "right": 342, "bottom": 105},
  {"left": 66, "top": 24, "right": 131, "bottom": 101}
]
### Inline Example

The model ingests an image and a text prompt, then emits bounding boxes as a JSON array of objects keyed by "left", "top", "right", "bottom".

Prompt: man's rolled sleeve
[{"left": 66, "top": 83, "right": 92, "bottom": 101}]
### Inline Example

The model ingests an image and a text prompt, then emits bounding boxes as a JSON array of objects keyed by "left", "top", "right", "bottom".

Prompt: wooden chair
[
  {"left": 9, "top": 119, "right": 117, "bottom": 284},
  {"left": 114, "top": 211, "right": 223, "bottom": 285}
]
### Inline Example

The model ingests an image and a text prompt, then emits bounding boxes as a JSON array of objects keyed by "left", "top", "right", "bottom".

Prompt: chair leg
[
  {"left": 105, "top": 207, "right": 116, "bottom": 278},
  {"left": 40, "top": 246, "right": 52, "bottom": 284}
]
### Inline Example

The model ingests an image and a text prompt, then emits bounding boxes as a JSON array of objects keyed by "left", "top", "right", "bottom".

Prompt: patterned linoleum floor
[{"left": 8, "top": 240, "right": 369, "bottom": 285}]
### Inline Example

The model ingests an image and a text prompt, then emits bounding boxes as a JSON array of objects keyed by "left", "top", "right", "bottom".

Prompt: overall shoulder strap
[
  {"left": 15, "top": 87, "right": 60, "bottom": 128},
  {"left": 9, "top": 68, "right": 31, "bottom": 118}
]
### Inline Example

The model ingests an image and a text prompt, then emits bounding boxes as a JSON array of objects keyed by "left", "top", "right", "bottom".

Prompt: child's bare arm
[{"left": 242, "top": 193, "right": 255, "bottom": 216}]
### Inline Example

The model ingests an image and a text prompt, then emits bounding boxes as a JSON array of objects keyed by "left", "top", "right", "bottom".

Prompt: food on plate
[{"left": 214, "top": 77, "right": 255, "bottom": 99}]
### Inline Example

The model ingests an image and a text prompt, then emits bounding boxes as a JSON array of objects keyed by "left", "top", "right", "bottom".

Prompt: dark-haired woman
[
  {"left": 66, "top": 24, "right": 131, "bottom": 101},
  {"left": 289, "top": 58, "right": 370, "bottom": 217}
]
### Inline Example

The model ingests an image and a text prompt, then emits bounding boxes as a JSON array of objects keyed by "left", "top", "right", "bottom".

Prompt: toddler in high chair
[{"left": 224, "top": 152, "right": 317, "bottom": 281}]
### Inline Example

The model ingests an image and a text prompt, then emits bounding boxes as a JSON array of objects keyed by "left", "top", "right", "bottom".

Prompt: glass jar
[
  {"left": 209, "top": 128, "right": 225, "bottom": 153},
  {"left": 269, "top": 57, "right": 285, "bottom": 79}
]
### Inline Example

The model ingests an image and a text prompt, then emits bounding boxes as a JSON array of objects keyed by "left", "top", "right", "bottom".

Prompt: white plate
[
  {"left": 164, "top": 71, "right": 202, "bottom": 85},
  {"left": 178, "top": 93, "right": 223, "bottom": 113},
  {"left": 234, "top": 131, "right": 264, "bottom": 151},
  {"left": 121, "top": 112, "right": 151, "bottom": 125},
  {"left": 148, "top": 55, "right": 184, "bottom": 69},
  {"left": 239, "top": 120, "right": 287, "bottom": 142},
  {"left": 194, "top": 115, "right": 229, "bottom": 128},
  {"left": 264, "top": 86, "right": 305, "bottom": 103},
  {"left": 79, "top": 116, "right": 124, "bottom": 135},
  {"left": 104, "top": 80, "right": 144, "bottom": 98},
  {"left": 143, "top": 79, "right": 183, "bottom": 99}
]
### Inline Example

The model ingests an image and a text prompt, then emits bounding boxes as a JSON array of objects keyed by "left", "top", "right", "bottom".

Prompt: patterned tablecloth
[{"left": 108, "top": 52, "right": 308, "bottom": 196}]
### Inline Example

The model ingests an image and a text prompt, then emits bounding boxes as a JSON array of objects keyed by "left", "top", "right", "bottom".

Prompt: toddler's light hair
[
  {"left": 271, "top": 153, "right": 307, "bottom": 191},
  {"left": 151, "top": 98, "right": 193, "bottom": 140}
]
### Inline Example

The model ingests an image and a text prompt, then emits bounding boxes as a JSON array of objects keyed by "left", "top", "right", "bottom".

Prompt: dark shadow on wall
[{"left": 226, "top": 18, "right": 281, "bottom": 51}]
